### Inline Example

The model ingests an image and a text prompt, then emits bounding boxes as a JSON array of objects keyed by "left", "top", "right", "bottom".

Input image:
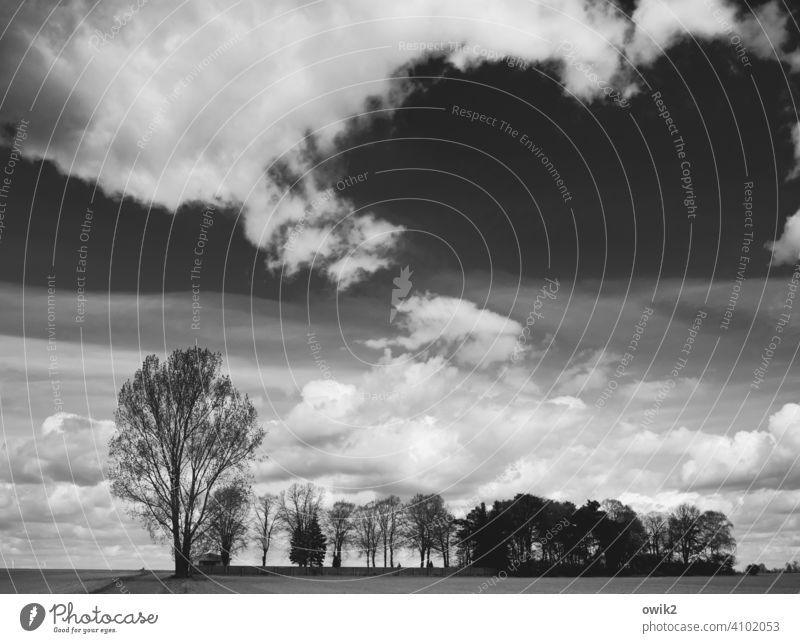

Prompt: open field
[
  {"left": 0, "top": 569, "right": 150, "bottom": 593},
  {"left": 2, "top": 570, "right": 798, "bottom": 593}
]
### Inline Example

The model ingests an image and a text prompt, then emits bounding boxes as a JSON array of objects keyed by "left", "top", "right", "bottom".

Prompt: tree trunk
[
  {"left": 171, "top": 498, "right": 183, "bottom": 577},
  {"left": 372, "top": 551, "right": 376, "bottom": 568},
  {"left": 262, "top": 552, "right": 267, "bottom": 567},
  {"left": 390, "top": 546, "right": 394, "bottom": 567},
  {"left": 419, "top": 548, "right": 425, "bottom": 568},
  {"left": 172, "top": 537, "right": 183, "bottom": 577},
  {"left": 174, "top": 538, "right": 193, "bottom": 578},
  {"left": 174, "top": 554, "right": 190, "bottom": 578}
]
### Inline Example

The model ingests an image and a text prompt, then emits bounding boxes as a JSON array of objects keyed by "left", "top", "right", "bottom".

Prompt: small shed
[{"left": 197, "top": 552, "right": 222, "bottom": 566}]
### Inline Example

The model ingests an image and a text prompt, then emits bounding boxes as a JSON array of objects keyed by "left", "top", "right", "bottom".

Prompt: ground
[
  {"left": 2, "top": 569, "right": 799, "bottom": 593},
  {"left": 0, "top": 569, "right": 141, "bottom": 593}
]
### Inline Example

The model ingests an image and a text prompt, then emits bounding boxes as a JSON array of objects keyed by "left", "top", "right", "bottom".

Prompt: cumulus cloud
[
  {"left": 2, "top": 0, "right": 785, "bottom": 287},
  {"left": 365, "top": 293, "right": 523, "bottom": 367},
  {"left": 739, "top": 0, "right": 800, "bottom": 71},
  {"left": 627, "top": 0, "right": 800, "bottom": 68},
  {"left": 1, "top": 413, "right": 115, "bottom": 486},
  {"left": 767, "top": 207, "right": 800, "bottom": 265},
  {"left": 630, "top": 403, "right": 800, "bottom": 491},
  {"left": 266, "top": 339, "right": 594, "bottom": 496},
  {"left": 626, "top": 0, "right": 737, "bottom": 64}
]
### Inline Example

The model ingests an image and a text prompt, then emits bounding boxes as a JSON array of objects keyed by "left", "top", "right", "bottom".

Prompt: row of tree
[
  {"left": 456, "top": 496, "right": 736, "bottom": 575},
  {"left": 198, "top": 483, "right": 450, "bottom": 569},
  {"left": 199, "top": 482, "right": 737, "bottom": 576},
  {"left": 106, "top": 348, "right": 737, "bottom": 577}
]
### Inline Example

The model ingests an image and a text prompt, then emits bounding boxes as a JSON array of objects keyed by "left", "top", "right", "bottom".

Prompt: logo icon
[
  {"left": 20, "top": 603, "right": 45, "bottom": 631},
  {"left": 390, "top": 265, "right": 413, "bottom": 323}
]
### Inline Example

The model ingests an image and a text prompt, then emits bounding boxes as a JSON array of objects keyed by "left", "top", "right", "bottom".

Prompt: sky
[{"left": 1, "top": 0, "right": 800, "bottom": 570}]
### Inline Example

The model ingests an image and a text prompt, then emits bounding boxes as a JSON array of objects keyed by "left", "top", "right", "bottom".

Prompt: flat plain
[{"left": 2, "top": 569, "right": 798, "bottom": 594}]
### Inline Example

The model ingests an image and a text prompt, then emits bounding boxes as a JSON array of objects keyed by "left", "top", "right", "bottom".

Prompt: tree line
[
  {"left": 196, "top": 482, "right": 453, "bottom": 569},
  {"left": 456, "top": 495, "right": 736, "bottom": 576},
  {"left": 107, "top": 348, "right": 736, "bottom": 577},
  {"left": 196, "top": 482, "right": 737, "bottom": 576}
]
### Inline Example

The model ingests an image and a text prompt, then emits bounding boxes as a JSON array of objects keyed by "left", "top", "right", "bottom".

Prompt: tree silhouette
[
  {"left": 325, "top": 500, "right": 356, "bottom": 567},
  {"left": 404, "top": 493, "right": 447, "bottom": 567},
  {"left": 354, "top": 502, "right": 382, "bottom": 567},
  {"left": 203, "top": 479, "right": 250, "bottom": 566},
  {"left": 253, "top": 493, "right": 279, "bottom": 566},
  {"left": 289, "top": 511, "right": 327, "bottom": 566},
  {"left": 668, "top": 503, "right": 703, "bottom": 565},
  {"left": 307, "top": 513, "right": 327, "bottom": 566},
  {"left": 108, "top": 347, "right": 264, "bottom": 578}
]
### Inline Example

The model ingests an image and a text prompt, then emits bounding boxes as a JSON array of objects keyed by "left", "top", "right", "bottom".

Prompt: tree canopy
[{"left": 108, "top": 347, "right": 264, "bottom": 577}]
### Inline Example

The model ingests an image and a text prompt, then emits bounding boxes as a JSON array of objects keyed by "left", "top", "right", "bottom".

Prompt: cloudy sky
[{"left": 2, "top": 0, "right": 800, "bottom": 570}]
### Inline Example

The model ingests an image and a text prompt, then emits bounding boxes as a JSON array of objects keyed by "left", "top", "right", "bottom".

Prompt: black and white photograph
[{"left": 1, "top": 0, "right": 800, "bottom": 639}]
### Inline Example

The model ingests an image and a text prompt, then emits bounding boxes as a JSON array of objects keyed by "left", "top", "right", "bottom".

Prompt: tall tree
[
  {"left": 541, "top": 500, "right": 579, "bottom": 567},
  {"left": 108, "top": 347, "right": 264, "bottom": 578},
  {"left": 306, "top": 513, "right": 328, "bottom": 567},
  {"left": 432, "top": 510, "right": 457, "bottom": 567},
  {"left": 279, "top": 482, "right": 324, "bottom": 535},
  {"left": 597, "top": 499, "right": 646, "bottom": 572},
  {"left": 456, "top": 502, "right": 491, "bottom": 567},
  {"left": 375, "top": 495, "right": 403, "bottom": 567},
  {"left": 289, "top": 524, "right": 306, "bottom": 566},
  {"left": 697, "top": 510, "right": 736, "bottom": 569},
  {"left": 290, "top": 511, "right": 328, "bottom": 567},
  {"left": 325, "top": 500, "right": 356, "bottom": 567},
  {"left": 354, "top": 502, "right": 382, "bottom": 567},
  {"left": 505, "top": 494, "right": 547, "bottom": 565},
  {"left": 282, "top": 483, "right": 325, "bottom": 567},
  {"left": 668, "top": 503, "right": 703, "bottom": 565},
  {"left": 204, "top": 479, "right": 251, "bottom": 566},
  {"left": 643, "top": 512, "right": 669, "bottom": 559},
  {"left": 253, "top": 493, "right": 279, "bottom": 566},
  {"left": 404, "top": 493, "right": 446, "bottom": 567}
]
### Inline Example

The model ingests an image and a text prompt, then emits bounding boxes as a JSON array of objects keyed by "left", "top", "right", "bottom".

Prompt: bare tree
[
  {"left": 203, "top": 479, "right": 250, "bottom": 566},
  {"left": 279, "top": 482, "right": 324, "bottom": 534},
  {"left": 108, "top": 347, "right": 264, "bottom": 578},
  {"left": 404, "top": 493, "right": 446, "bottom": 567},
  {"left": 643, "top": 512, "right": 669, "bottom": 559},
  {"left": 376, "top": 495, "right": 404, "bottom": 567},
  {"left": 432, "top": 510, "right": 457, "bottom": 567},
  {"left": 697, "top": 510, "right": 736, "bottom": 566},
  {"left": 668, "top": 503, "right": 702, "bottom": 564},
  {"left": 354, "top": 502, "right": 383, "bottom": 567},
  {"left": 253, "top": 493, "right": 279, "bottom": 566},
  {"left": 325, "top": 500, "right": 356, "bottom": 567}
]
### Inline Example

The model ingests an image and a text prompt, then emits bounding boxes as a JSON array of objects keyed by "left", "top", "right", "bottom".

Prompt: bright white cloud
[
  {"left": 629, "top": 403, "right": 800, "bottom": 491},
  {"left": 365, "top": 293, "right": 523, "bottom": 367},
  {"left": 626, "top": 0, "right": 737, "bottom": 64},
  {"left": 738, "top": 0, "right": 800, "bottom": 70},
  {"left": 767, "top": 207, "right": 800, "bottom": 265}
]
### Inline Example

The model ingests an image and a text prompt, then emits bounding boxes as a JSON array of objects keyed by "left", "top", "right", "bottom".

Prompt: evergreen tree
[
  {"left": 289, "top": 524, "right": 308, "bottom": 566},
  {"left": 289, "top": 512, "right": 327, "bottom": 567},
  {"left": 307, "top": 513, "right": 327, "bottom": 567}
]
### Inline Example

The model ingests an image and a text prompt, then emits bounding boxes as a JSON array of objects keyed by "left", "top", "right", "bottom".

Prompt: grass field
[
  {"left": 0, "top": 569, "right": 143, "bottom": 593},
  {"left": 2, "top": 569, "right": 798, "bottom": 593}
]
